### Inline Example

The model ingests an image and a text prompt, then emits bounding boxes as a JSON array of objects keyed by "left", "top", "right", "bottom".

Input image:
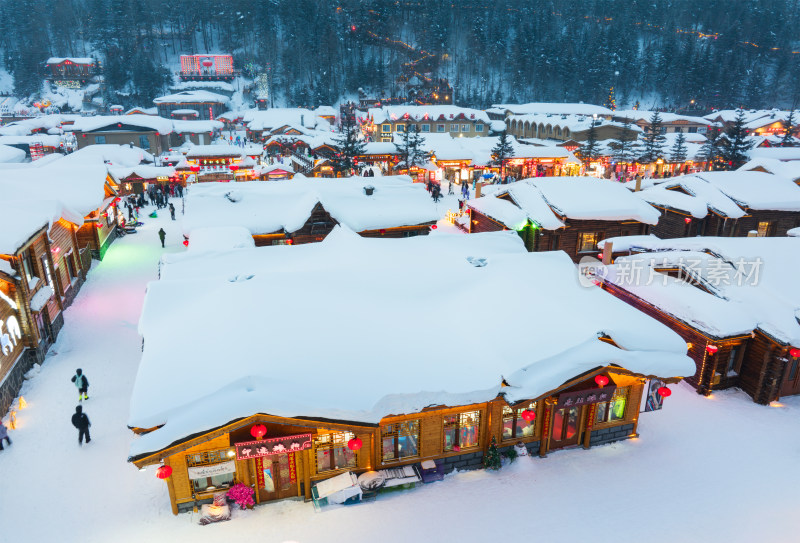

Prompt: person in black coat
[
  {"left": 71, "top": 405, "right": 91, "bottom": 445},
  {"left": 169, "top": 203, "right": 175, "bottom": 220},
  {"left": 71, "top": 368, "right": 89, "bottom": 401},
  {"left": 158, "top": 228, "right": 166, "bottom": 248}
]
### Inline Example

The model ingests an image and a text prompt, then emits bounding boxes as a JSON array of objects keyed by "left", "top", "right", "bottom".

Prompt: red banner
[
  {"left": 256, "top": 457, "right": 264, "bottom": 489},
  {"left": 288, "top": 453, "right": 297, "bottom": 484},
  {"left": 235, "top": 434, "right": 312, "bottom": 460}
]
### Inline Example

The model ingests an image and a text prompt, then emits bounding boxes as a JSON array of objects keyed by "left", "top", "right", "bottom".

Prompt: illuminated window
[
  {"left": 381, "top": 124, "right": 391, "bottom": 133},
  {"left": 443, "top": 411, "right": 481, "bottom": 452},
  {"left": 21, "top": 250, "right": 37, "bottom": 283},
  {"left": 501, "top": 402, "right": 537, "bottom": 441},
  {"left": 596, "top": 387, "right": 629, "bottom": 423},
  {"left": 381, "top": 420, "right": 420, "bottom": 462},
  {"left": 39, "top": 255, "right": 53, "bottom": 287},
  {"left": 461, "top": 124, "right": 470, "bottom": 132},
  {"left": 578, "top": 232, "right": 599, "bottom": 252},
  {"left": 314, "top": 431, "right": 356, "bottom": 473},
  {"left": 186, "top": 449, "right": 235, "bottom": 492},
  {"left": 757, "top": 221, "right": 772, "bottom": 237}
]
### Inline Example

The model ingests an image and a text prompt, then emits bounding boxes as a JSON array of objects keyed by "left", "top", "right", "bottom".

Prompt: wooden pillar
[
  {"left": 251, "top": 458, "right": 261, "bottom": 504},
  {"left": 583, "top": 404, "right": 596, "bottom": 449},
  {"left": 164, "top": 458, "right": 179, "bottom": 515},
  {"left": 303, "top": 448, "right": 312, "bottom": 500},
  {"left": 539, "top": 399, "right": 555, "bottom": 457}
]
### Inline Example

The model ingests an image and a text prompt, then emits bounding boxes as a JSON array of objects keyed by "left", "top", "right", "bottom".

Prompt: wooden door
[
  {"left": 780, "top": 357, "right": 800, "bottom": 397},
  {"left": 257, "top": 453, "right": 298, "bottom": 502},
  {"left": 549, "top": 405, "right": 582, "bottom": 450}
]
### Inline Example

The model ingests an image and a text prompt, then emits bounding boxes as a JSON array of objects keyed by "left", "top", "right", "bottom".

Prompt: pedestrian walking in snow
[
  {"left": 169, "top": 203, "right": 175, "bottom": 221},
  {"left": 71, "top": 405, "right": 91, "bottom": 446},
  {"left": 461, "top": 183, "right": 469, "bottom": 199},
  {"left": 128, "top": 205, "right": 134, "bottom": 222},
  {"left": 71, "top": 368, "right": 89, "bottom": 401},
  {"left": 158, "top": 228, "right": 166, "bottom": 248},
  {"left": 448, "top": 182, "right": 454, "bottom": 195},
  {"left": 0, "top": 422, "right": 11, "bottom": 450}
]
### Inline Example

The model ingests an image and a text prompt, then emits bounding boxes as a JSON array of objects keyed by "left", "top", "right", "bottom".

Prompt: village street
[{"left": 1, "top": 201, "right": 799, "bottom": 543}]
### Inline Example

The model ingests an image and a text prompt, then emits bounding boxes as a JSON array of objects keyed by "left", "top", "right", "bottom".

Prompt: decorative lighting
[
  {"left": 156, "top": 465, "right": 173, "bottom": 479},
  {"left": 789, "top": 347, "right": 800, "bottom": 358},
  {"left": 347, "top": 437, "right": 363, "bottom": 451},
  {"left": 18, "top": 396, "right": 27, "bottom": 409},
  {"left": 594, "top": 375, "right": 609, "bottom": 387},
  {"left": 182, "top": 240, "right": 189, "bottom": 247},
  {"left": 250, "top": 424, "right": 267, "bottom": 439},
  {"left": 521, "top": 409, "right": 535, "bottom": 422},
  {"left": 706, "top": 345, "right": 719, "bottom": 354},
  {"left": 657, "top": 386, "right": 672, "bottom": 398},
  {"left": 431, "top": 224, "right": 437, "bottom": 230},
  {"left": 684, "top": 217, "right": 692, "bottom": 224}
]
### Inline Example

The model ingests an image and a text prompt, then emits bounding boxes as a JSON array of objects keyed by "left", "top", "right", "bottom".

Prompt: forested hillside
[{"left": 1, "top": 0, "right": 798, "bottom": 109}]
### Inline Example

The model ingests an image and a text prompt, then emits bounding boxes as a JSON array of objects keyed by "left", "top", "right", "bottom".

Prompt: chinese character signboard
[
  {"left": 557, "top": 386, "right": 616, "bottom": 408},
  {"left": 235, "top": 433, "right": 312, "bottom": 460}
]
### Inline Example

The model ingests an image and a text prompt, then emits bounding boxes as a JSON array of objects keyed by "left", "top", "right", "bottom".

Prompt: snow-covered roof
[
  {"left": 634, "top": 176, "right": 746, "bottom": 219},
  {"left": 68, "top": 114, "right": 174, "bottom": 134},
  {"left": 489, "top": 103, "right": 613, "bottom": 117},
  {"left": 314, "top": 105, "right": 337, "bottom": 116},
  {"left": 182, "top": 175, "right": 439, "bottom": 235},
  {"left": 124, "top": 107, "right": 158, "bottom": 116},
  {"left": 689, "top": 171, "right": 800, "bottom": 211},
  {"left": 419, "top": 134, "right": 576, "bottom": 166},
  {"left": 128, "top": 228, "right": 693, "bottom": 457},
  {"left": 185, "top": 226, "right": 255, "bottom": 253},
  {"left": 0, "top": 134, "right": 64, "bottom": 147},
  {"left": 152, "top": 90, "right": 230, "bottom": 105},
  {"left": 613, "top": 110, "right": 711, "bottom": 126},
  {"left": 243, "top": 108, "right": 321, "bottom": 131},
  {"left": 0, "top": 200, "right": 84, "bottom": 254},
  {"left": 0, "top": 144, "right": 26, "bottom": 163},
  {"left": 508, "top": 112, "right": 642, "bottom": 135},
  {"left": 369, "top": 105, "right": 490, "bottom": 125},
  {"left": 108, "top": 165, "right": 175, "bottom": 181},
  {"left": 704, "top": 109, "right": 776, "bottom": 124},
  {"left": 748, "top": 147, "right": 800, "bottom": 162},
  {"left": 739, "top": 158, "right": 800, "bottom": 181},
  {"left": 534, "top": 177, "right": 660, "bottom": 223},
  {"left": 170, "top": 109, "right": 198, "bottom": 116},
  {"left": 170, "top": 81, "right": 235, "bottom": 93},
  {"left": 170, "top": 119, "right": 223, "bottom": 134},
  {"left": 184, "top": 144, "right": 244, "bottom": 158},
  {"left": 788, "top": 227, "right": 800, "bottom": 237},
  {"left": 64, "top": 143, "right": 154, "bottom": 167},
  {"left": 363, "top": 142, "right": 398, "bottom": 155},
  {"left": 600, "top": 236, "right": 800, "bottom": 345},
  {"left": 46, "top": 57, "right": 94, "bottom": 65}
]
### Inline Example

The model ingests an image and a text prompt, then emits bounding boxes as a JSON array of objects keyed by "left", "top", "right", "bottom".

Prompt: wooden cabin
[
  {"left": 153, "top": 91, "right": 230, "bottom": 121},
  {"left": 109, "top": 166, "right": 179, "bottom": 196},
  {"left": 71, "top": 115, "right": 173, "bottom": 155},
  {"left": 467, "top": 177, "right": 660, "bottom": 261},
  {"left": 129, "top": 230, "right": 693, "bottom": 515},
  {"left": 597, "top": 238, "right": 800, "bottom": 404},
  {"left": 0, "top": 205, "right": 88, "bottom": 416},
  {"left": 45, "top": 57, "right": 98, "bottom": 83}
]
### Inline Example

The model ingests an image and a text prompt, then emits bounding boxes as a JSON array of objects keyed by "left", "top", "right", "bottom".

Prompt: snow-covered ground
[{"left": 1, "top": 201, "right": 799, "bottom": 543}]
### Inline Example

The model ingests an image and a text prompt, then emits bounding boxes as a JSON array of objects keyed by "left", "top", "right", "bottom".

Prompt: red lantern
[
  {"left": 229, "top": 165, "right": 239, "bottom": 171},
  {"left": 190, "top": 165, "right": 200, "bottom": 172},
  {"left": 594, "top": 375, "right": 609, "bottom": 387},
  {"left": 380, "top": 229, "right": 386, "bottom": 235},
  {"left": 657, "top": 386, "right": 672, "bottom": 398},
  {"left": 95, "top": 222, "right": 102, "bottom": 229},
  {"left": 684, "top": 217, "right": 692, "bottom": 224},
  {"left": 521, "top": 409, "right": 536, "bottom": 422},
  {"left": 706, "top": 345, "right": 719, "bottom": 354},
  {"left": 156, "top": 465, "right": 172, "bottom": 479},
  {"left": 347, "top": 437, "right": 363, "bottom": 451},
  {"left": 202, "top": 58, "right": 213, "bottom": 68},
  {"left": 789, "top": 347, "right": 800, "bottom": 358},
  {"left": 431, "top": 224, "right": 438, "bottom": 230},
  {"left": 453, "top": 445, "right": 461, "bottom": 452},
  {"left": 182, "top": 240, "right": 189, "bottom": 247},
  {"left": 250, "top": 424, "right": 267, "bottom": 439}
]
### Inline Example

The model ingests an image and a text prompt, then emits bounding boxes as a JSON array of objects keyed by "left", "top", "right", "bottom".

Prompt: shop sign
[
  {"left": 187, "top": 460, "right": 236, "bottom": 480},
  {"left": 556, "top": 386, "right": 616, "bottom": 408},
  {"left": 235, "top": 433, "right": 312, "bottom": 460}
]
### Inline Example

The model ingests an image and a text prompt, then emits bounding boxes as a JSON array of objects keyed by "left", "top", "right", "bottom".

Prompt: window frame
[
  {"left": 437, "top": 124, "right": 446, "bottom": 133},
  {"left": 21, "top": 250, "right": 38, "bottom": 283},
  {"left": 595, "top": 387, "right": 629, "bottom": 424},
  {"left": 449, "top": 124, "right": 459, "bottom": 132},
  {"left": 726, "top": 345, "right": 744, "bottom": 375},
  {"left": 381, "top": 124, "right": 391, "bottom": 133},
  {"left": 578, "top": 232, "right": 600, "bottom": 252},
  {"left": 381, "top": 419, "right": 421, "bottom": 463},
  {"left": 185, "top": 448, "right": 236, "bottom": 493},
  {"left": 501, "top": 402, "right": 537, "bottom": 442},
  {"left": 138, "top": 134, "right": 151, "bottom": 150},
  {"left": 443, "top": 410, "right": 481, "bottom": 452},
  {"left": 94, "top": 135, "right": 107, "bottom": 144},
  {"left": 461, "top": 124, "right": 470, "bottom": 133},
  {"left": 474, "top": 123, "right": 484, "bottom": 132},
  {"left": 314, "top": 431, "right": 357, "bottom": 474},
  {"left": 395, "top": 124, "right": 405, "bottom": 133},
  {"left": 420, "top": 124, "right": 430, "bottom": 132},
  {"left": 757, "top": 221, "right": 772, "bottom": 237},
  {"left": 39, "top": 254, "right": 54, "bottom": 287}
]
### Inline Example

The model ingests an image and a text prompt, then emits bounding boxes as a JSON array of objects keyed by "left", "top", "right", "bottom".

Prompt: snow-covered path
[{"left": 1, "top": 200, "right": 799, "bottom": 543}]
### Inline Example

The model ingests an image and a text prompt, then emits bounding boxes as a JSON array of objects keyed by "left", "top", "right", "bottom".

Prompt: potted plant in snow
[{"left": 226, "top": 483, "right": 255, "bottom": 510}]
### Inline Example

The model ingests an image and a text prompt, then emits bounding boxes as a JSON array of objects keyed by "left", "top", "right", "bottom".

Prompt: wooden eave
[{"left": 129, "top": 412, "right": 377, "bottom": 467}]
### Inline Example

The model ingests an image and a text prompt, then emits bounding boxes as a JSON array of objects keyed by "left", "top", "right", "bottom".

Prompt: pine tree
[
  {"left": 722, "top": 109, "right": 755, "bottom": 169},
  {"left": 610, "top": 118, "right": 639, "bottom": 164},
  {"left": 394, "top": 125, "right": 430, "bottom": 171},
  {"left": 641, "top": 112, "right": 667, "bottom": 163},
  {"left": 491, "top": 130, "right": 515, "bottom": 176},
  {"left": 579, "top": 119, "right": 601, "bottom": 166},
  {"left": 331, "top": 116, "right": 366, "bottom": 176},
  {"left": 670, "top": 132, "right": 688, "bottom": 164},
  {"left": 781, "top": 110, "right": 797, "bottom": 147},
  {"left": 698, "top": 126, "right": 722, "bottom": 171},
  {"left": 483, "top": 437, "right": 502, "bottom": 470}
]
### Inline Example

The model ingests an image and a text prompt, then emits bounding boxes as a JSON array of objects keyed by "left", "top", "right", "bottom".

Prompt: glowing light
[{"left": 594, "top": 375, "right": 609, "bottom": 387}]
